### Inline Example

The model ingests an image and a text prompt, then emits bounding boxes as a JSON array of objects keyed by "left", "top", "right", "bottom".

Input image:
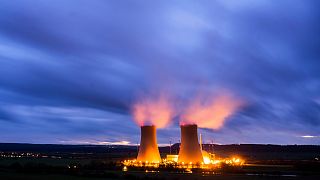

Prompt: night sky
[{"left": 0, "top": 0, "right": 320, "bottom": 145}]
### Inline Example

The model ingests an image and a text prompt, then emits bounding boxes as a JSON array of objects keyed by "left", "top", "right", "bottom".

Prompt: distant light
[
  {"left": 301, "top": 135, "right": 318, "bottom": 138},
  {"left": 98, "top": 140, "right": 131, "bottom": 145},
  {"left": 123, "top": 166, "right": 127, "bottom": 171}
]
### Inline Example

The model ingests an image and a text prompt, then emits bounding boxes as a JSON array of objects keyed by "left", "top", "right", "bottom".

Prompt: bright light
[
  {"left": 212, "top": 160, "right": 221, "bottom": 165},
  {"left": 301, "top": 135, "right": 318, "bottom": 138},
  {"left": 122, "top": 166, "right": 127, "bottom": 171},
  {"left": 122, "top": 155, "right": 244, "bottom": 171},
  {"left": 203, "top": 156, "right": 211, "bottom": 164}
]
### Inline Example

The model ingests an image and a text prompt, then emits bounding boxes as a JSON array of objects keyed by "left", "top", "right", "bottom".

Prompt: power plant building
[
  {"left": 178, "top": 124, "right": 204, "bottom": 163},
  {"left": 137, "top": 125, "right": 161, "bottom": 162}
]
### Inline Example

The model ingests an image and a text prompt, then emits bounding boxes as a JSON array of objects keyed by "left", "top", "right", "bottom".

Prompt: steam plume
[
  {"left": 132, "top": 94, "right": 173, "bottom": 128},
  {"left": 180, "top": 92, "right": 242, "bottom": 129}
]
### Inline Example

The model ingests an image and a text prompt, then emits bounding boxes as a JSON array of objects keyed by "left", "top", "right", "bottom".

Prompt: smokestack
[
  {"left": 178, "top": 124, "right": 203, "bottom": 163},
  {"left": 137, "top": 125, "right": 161, "bottom": 162}
]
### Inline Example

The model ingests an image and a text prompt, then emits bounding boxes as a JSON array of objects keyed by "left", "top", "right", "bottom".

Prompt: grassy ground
[
  {"left": 1, "top": 156, "right": 320, "bottom": 179},
  {"left": 0, "top": 171, "right": 106, "bottom": 180},
  {"left": 0, "top": 157, "right": 90, "bottom": 167},
  {"left": 1, "top": 171, "right": 320, "bottom": 180}
]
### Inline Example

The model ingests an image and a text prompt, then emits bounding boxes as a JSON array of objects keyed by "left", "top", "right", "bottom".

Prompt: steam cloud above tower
[
  {"left": 181, "top": 92, "right": 243, "bottom": 129},
  {"left": 132, "top": 94, "right": 174, "bottom": 128}
]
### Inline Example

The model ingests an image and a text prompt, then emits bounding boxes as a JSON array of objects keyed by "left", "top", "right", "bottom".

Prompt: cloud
[{"left": 0, "top": 108, "right": 14, "bottom": 122}]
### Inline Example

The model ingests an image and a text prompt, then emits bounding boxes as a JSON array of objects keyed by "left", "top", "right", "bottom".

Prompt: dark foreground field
[
  {"left": 0, "top": 143, "right": 319, "bottom": 179},
  {"left": 1, "top": 172, "right": 320, "bottom": 180}
]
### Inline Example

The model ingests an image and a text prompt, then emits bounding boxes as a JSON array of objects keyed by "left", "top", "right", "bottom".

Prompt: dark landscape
[{"left": 0, "top": 143, "right": 319, "bottom": 180}]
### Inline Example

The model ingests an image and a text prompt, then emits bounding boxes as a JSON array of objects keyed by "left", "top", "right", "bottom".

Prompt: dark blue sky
[{"left": 0, "top": 0, "right": 320, "bottom": 145}]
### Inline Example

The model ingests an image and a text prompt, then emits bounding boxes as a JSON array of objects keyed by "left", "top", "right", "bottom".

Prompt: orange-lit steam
[
  {"left": 132, "top": 94, "right": 173, "bottom": 128},
  {"left": 181, "top": 93, "right": 242, "bottom": 129}
]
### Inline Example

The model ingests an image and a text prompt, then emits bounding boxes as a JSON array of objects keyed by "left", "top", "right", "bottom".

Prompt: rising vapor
[
  {"left": 180, "top": 93, "right": 243, "bottom": 129},
  {"left": 132, "top": 94, "right": 174, "bottom": 128}
]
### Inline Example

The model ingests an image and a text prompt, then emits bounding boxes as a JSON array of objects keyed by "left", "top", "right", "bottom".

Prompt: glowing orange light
[
  {"left": 132, "top": 94, "right": 173, "bottom": 128},
  {"left": 181, "top": 92, "right": 242, "bottom": 129},
  {"left": 203, "top": 156, "right": 211, "bottom": 164}
]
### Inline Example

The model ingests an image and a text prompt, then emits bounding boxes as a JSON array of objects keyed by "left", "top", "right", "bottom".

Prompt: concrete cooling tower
[
  {"left": 137, "top": 125, "right": 161, "bottom": 162},
  {"left": 178, "top": 124, "right": 204, "bottom": 163}
]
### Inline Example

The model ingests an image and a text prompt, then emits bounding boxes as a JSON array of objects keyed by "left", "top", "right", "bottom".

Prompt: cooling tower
[
  {"left": 137, "top": 125, "right": 161, "bottom": 162},
  {"left": 178, "top": 124, "right": 203, "bottom": 163}
]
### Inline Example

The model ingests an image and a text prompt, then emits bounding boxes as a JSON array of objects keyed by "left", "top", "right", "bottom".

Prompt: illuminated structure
[
  {"left": 178, "top": 124, "right": 203, "bottom": 163},
  {"left": 166, "top": 154, "right": 178, "bottom": 162},
  {"left": 137, "top": 125, "right": 161, "bottom": 162},
  {"left": 124, "top": 124, "right": 244, "bottom": 170}
]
